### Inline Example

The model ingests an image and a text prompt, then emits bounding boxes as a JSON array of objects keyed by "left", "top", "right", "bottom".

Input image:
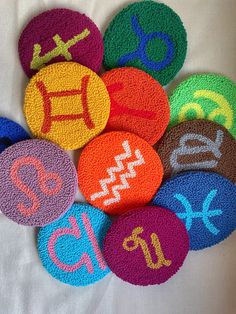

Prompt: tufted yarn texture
[
  {"left": 18, "top": 8, "right": 104, "bottom": 77},
  {"left": 169, "top": 73, "right": 236, "bottom": 138},
  {"left": 103, "top": 1, "right": 187, "bottom": 86},
  {"left": 78, "top": 131, "right": 163, "bottom": 215},
  {"left": 156, "top": 119, "right": 236, "bottom": 183},
  {"left": 101, "top": 67, "right": 170, "bottom": 145},
  {"left": 38, "top": 203, "right": 111, "bottom": 286},
  {"left": 103, "top": 206, "right": 189, "bottom": 286},
  {"left": 24, "top": 62, "right": 110, "bottom": 150},
  {"left": 153, "top": 171, "right": 236, "bottom": 250},
  {"left": 0, "top": 139, "right": 77, "bottom": 226},
  {"left": 0, "top": 117, "right": 30, "bottom": 153}
]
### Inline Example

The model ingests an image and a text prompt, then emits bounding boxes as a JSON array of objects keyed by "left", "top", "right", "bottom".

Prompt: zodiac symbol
[
  {"left": 0, "top": 137, "right": 13, "bottom": 148},
  {"left": 106, "top": 83, "right": 157, "bottom": 123},
  {"left": 36, "top": 75, "right": 95, "bottom": 134},
  {"left": 178, "top": 90, "right": 233, "bottom": 129},
  {"left": 174, "top": 189, "right": 222, "bottom": 235},
  {"left": 48, "top": 213, "right": 107, "bottom": 273},
  {"left": 30, "top": 29, "right": 90, "bottom": 71},
  {"left": 90, "top": 140, "right": 145, "bottom": 205},
  {"left": 123, "top": 226, "right": 172, "bottom": 269},
  {"left": 10, "top": 156, "right": 62, "bottom": 217},
  {"left": 118, "top": 15, "right": 174, "bottom": 71},
  {"left": 170, "top": 130, "right": 224, "bottom": 174}
]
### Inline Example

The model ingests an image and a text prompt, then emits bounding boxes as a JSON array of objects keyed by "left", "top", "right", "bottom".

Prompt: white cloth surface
[{"left": 0, "top": 0, "right": 236, "bottom": 313}]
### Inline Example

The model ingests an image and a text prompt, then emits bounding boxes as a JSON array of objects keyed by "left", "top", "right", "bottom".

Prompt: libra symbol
[{"left": 174, "top": 189, "right": 222, "bottom": 235}]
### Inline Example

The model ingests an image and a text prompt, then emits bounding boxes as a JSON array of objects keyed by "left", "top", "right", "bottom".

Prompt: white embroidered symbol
[{"left": 90, "top": 140, "right": 145, "bottom": 206}]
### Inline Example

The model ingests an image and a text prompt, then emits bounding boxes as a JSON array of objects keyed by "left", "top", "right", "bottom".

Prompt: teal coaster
[
  {"left": 169, "top": 73, "right": 236, "bottom": 138},
  {"left": 103, "top": 1, "right": 187, "bottom": 86},
  {"left": 38, "top": 203, "right": 111, "bottom": 286}
]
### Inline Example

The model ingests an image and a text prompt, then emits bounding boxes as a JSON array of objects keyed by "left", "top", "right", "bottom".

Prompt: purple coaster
[
  {"left": 0, "top": 139, "right": 77, "bottom": 226},
  {"left": 103, "top": 206, "right": 189, "bottom": 286},
  {"left": 18, "top": 8, "right": 103, "bottom": 77}
]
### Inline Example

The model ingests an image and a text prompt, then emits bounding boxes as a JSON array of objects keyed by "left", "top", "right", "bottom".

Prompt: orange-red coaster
[
  {"left": 101, "top": 68, "right": 170, "bottom": 145},
  {"left": 24, "top": 62, "right": 110, "bottom": 150},
  {"left": 78, "top": 131, "right": 163, "bottom": 215}
]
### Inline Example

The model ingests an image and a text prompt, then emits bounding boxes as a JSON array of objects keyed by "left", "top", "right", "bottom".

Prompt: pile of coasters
[{"left": 0, "top": 1, "right": 235, "bottom": 287}]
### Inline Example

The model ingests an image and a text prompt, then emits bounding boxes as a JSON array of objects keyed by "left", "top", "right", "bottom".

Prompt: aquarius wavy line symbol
[
  {"left": 170, "top": 130, "right": 224, "bottom": 174},
  {"left": 30, "top": 29, "right": 90, "bottom": 71},
  {"left": 118, "top": 15, "right": 174, "bottom": 71},
  {"left": 90, "top": 140, "right": 145, "bottom": 205},
  {"left": 179, "top": 90, "right": 233, "bottom": 129},
  {"left": 174, "top": 189, "right": 222, "bottom": 235},
  {"left": 123, "top": 226, "right": 172, "bottom": 269}
]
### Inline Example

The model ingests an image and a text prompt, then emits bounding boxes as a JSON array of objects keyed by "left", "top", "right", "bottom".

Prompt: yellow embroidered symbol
[
  {"left": 179, "top": 90, "right": 233, "bottom": 129},
  {"left": 122, "top": 226, "right": 172, "bottom": 269},
  {"left": 30, "top": 29, "right": 90, "bottom": 71}
]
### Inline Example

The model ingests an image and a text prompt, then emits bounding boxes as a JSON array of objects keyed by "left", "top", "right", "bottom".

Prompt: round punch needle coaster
[
  {"left": 169, "top": 73, "right": 236, "bottom": 138},
  {"left": 78, "top": 131, "right": 163, "bottom": 215},
  {"left": 0, "top": 117, "right": 30, "bottom": 153},
  {"left": 156, "top": 119, "right": 236, "bottom": 183},
  {"left": 38, "top": 203, "right": 111, "bottom": 286},
  {"left": 18, "top": 8, "right": 104, "bottom": 77},
  {"left": 103, "top": 1, "right": 187, "bottom": 86},
  {"left": 24, "top": 62, "right": 110, "bottom": 150},
  {"left": 101, "top": 67, "right": 170, "bottom": 145},
  {"left": 103, "top": 206, "right": 189, "bottom": 286},
  {"left": 0, "top": 139, "right": 77, "bottom": 226},
  {"left": 153, "top": 171, "right": 236, "bottom": 250}
]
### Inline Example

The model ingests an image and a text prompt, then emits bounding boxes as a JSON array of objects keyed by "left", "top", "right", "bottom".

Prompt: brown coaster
[{"left": 156, "top": 119, "right": 236, "bottom": 183}]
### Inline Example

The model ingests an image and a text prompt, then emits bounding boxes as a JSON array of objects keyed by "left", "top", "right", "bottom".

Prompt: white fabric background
[{"left": 0, "top": 1, "right": 235, "bottom": 313}]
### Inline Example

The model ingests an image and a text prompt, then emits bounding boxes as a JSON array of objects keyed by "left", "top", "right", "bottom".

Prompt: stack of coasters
[
  {"left": 103, "top": 1, "right": 187, "bottom": 85},
  {"left": 169, "top": 73, "right": 236, "bottom": 138},
  {"left": 0, "top": 139, "right": 77, "bottom": 226},
  {"left": 78, "top": 131, "right": 163, "bottom": 215},
  {"left": 38, "top": 203, "right": 111, "bottom": 286},
  {"left": 23, "top": 62, "right": 110, "bottom": 150},
  {"left": 0, "top": 117, "right": 30, "bottom": 153},
  {"left": 101, "top": 67, "right": 170, "bottom": 145},
  {"left": 156, "top": 119, "right": 236, "bottom": 182},
  {"left": 18, "top": 8, "right": 104, "bottom": 77},
  {"left": 103, "top": 206, "right": 189, "bottom": 285},
  {"left": 153, "top": 171, "right": 236, "bottom": 250}
]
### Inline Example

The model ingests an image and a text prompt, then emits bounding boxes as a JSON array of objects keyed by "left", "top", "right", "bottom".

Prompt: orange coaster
[
  {"left": 24, "top": 62, "right": 110, "bottom": 150},
  {"left": 102, "top": 68, "right": 170, "bottom": 145},
  {"left": 78, "top": 131, "right": 163, "bottom": 215}
]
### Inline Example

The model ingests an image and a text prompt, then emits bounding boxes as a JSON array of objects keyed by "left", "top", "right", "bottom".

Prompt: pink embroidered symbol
[{"left": 10, "top": 156, "right": 62, "bottom": 217}]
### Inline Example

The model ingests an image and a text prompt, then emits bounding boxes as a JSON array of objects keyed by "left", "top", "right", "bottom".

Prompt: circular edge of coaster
[
  {"left": 0, "top": 138, "right": 77, "bottom": 227},
  {"left": 103, "top": 206, "right": 190, "bottom": 286},
  {"left": 37, "top": 203, "right": 112, "bottom": 286},
  {"left": 18, "top": 7, "right": 104, "bottom": 77}
]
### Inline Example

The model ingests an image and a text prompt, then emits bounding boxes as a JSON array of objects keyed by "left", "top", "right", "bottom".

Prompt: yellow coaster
[{"left": 24, "top": 62, "right": 110, "bottom": 150}]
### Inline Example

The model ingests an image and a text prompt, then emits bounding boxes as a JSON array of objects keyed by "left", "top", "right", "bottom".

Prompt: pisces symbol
[
  {"left": 174, "top": 189, "right": 222, "bottom": 235},
  {"left": 118, "top": 15, "right": 175, "bottom": 71},
  {"left": 123, "top": 226, "right": 172, "bottom": 269}
]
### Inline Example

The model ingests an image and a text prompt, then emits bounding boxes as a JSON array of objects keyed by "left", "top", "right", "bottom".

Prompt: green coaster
[
  {"left": 169, "top": 74, "right": 236, "bottom": 138},
  {"left": 103, "top": 1, "right": 187, "bottom": 86}
]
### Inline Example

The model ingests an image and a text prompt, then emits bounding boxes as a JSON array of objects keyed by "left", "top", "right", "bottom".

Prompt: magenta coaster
[
  {"left": 0, "top": 139, "right": 77, "bottom": 226},
  {"left": 18, "top": 8, "right": 104, "bottom": 77},
  {"left": 103, "top": 206, "right": 189, "bottom": 286}
]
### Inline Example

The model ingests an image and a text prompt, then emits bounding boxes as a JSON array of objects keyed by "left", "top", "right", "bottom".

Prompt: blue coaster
[
  {"left": 0, "top": 117, "right": 30, "bottom": 153},
  {"left": 153, "top": 171, "right": 236, "bottom": 250},
  {"left": 38, "top": 203, "right": 111, "bottom": 286}
]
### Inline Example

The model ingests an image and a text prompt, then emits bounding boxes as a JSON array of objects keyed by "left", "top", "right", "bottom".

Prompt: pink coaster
[
  {"left": 103, "top": 206, "right": 189, "bottom": 285},
  {"left": 18, "top": 8, "right": 103, "bottom": 77}
]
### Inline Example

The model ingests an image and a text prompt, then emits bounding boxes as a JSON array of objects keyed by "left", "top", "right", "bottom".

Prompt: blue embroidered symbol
[
  {"left": 0, "top": 137, "right": 13, "bottom": 149},
  {"left": 174, "top": 189, "right": 222, "bottom": 235},
  {"left": 118, "top": 15, "right": 175, "bottom": 71}
]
